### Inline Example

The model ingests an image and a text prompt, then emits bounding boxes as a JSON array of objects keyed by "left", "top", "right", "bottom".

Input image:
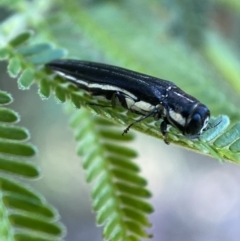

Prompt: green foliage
[
  {"left": 1, "top": 0, "right": 240, "bottom": 240},
  {"left": 8, "top": 31, "right": 33, "bottom": 48},
  {"left": 69, "top": 110, "right": 153, "bottom": 240},
  {"left": 7, "top": 57, "right": 21, "bottom": 77},
  {"left": 0, "top": 91, "right": 65, "bottom": 240},
  {"left": 18, "top": 68, "right": 35, "bottom": 89}
]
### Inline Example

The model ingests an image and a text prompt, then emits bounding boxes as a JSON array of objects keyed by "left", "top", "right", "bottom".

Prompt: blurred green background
[{"left": 1, "top": 0, "right": 240, "bottom": 240}]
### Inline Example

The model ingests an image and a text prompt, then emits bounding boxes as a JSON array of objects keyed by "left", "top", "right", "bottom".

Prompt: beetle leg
[
  {"left": 110, "top": 92, "right": 118, "bottom": 108},
  {"left": 111, "top": 91, "right": 128, "bottom": 108},
  {"left": 122, "top": 109, "right": 157, "bottom": 135},
  {"left": 112, "top": 91, "right": 137, "bottom": 109},
  {"left": 160, "top": 120, "right": 169, "bottom": 144}
]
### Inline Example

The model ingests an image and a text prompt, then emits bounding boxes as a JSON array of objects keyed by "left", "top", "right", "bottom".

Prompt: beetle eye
[{"left": 185, "top": 113, "right": 202, "bottom": 135}]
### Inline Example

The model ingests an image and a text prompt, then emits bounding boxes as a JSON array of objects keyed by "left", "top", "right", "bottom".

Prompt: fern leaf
[
  {"left": 39, "top": 78, "right": 51, "bottom": 99},
  {"left": 7, "top": 56, "right": 22, "bottom": 77},
  {"left": 0, "top": 158, "right": 39, "bottom": 178},
  {"left": 0, "top": 91, "right": 65, "bottom": 240},
  {"left": 0, "top": 124, "right": 29, "bottom": 140},
  {"left": 0, "top": 91, "right": 12, "bottom": 105},
  {"left": 26, "top": 49, "right": 67, "bottom": 65},
  {"left": 0, "top": 107, "right": 19, "bottom": 123},
  {"left": 8, "top": 31, "right": 33, "bottom": 48},
  {"left": 18, "top": 68, "right": 35, "bottom": 89},
  {"left": 69, "top": 109, "right": 153, "bottom": 240},
  {"left": 9, "top": 214, "right": 63, "bottom": 235},
  {"left": 17, "top": 43, "right": 54, "bottom": 56},
  {"left": 0, "top": 48, "right": 9, "bottom": 60}
]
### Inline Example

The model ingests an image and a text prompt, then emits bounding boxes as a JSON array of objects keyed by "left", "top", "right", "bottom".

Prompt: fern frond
[
  {"left": 69, "top": 109, "right": 153, "bottom": 241},
  {"left": 1, "top": 1, "right": 240, "bottom": 240},
  {"left": 1, "top": 28, "right": 154, "bottom": 239},
  {"left": 0, "top": 90, "right": 65, "bottom": 240},
  {"left": 1, "top": 31, "right": 240, "bottom": 163}
]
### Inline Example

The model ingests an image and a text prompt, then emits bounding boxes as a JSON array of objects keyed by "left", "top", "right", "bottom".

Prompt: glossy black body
[{"left": 46, "top": 59, "right": 210, "bottom": 143}]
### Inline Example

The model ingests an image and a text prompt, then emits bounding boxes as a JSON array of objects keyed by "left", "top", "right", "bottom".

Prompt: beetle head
[{"left": 184, "top": 103, "right": 210, "bottom": 137}]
